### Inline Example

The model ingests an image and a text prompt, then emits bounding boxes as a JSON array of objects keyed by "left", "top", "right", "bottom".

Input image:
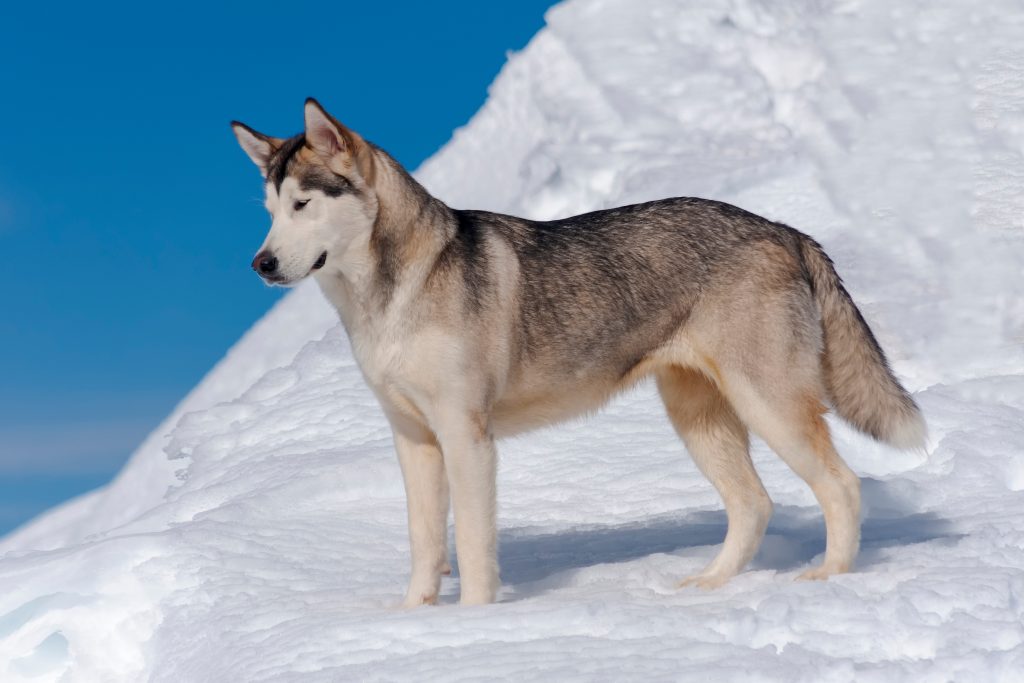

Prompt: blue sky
[{"left": 0, "top": 1, "right": 556, "bottom": 535}]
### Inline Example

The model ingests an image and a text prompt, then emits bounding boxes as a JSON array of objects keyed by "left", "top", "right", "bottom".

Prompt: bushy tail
[{"left": 799, "top": 237, "right": 926, "bottom": 450}]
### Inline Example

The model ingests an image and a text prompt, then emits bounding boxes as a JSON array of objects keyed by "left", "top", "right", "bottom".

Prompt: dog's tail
[{"left": 799, "top": 237, "right": 926, "bottom": 450}]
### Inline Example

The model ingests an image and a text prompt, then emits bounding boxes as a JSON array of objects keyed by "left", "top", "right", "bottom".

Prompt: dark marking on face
[
  {"left": 264, "top": 132, "right": 358, "bottom": 200},
  {"left": 265, "top": 134, "right": 307, "bottom": 192},
  {"left": 298, "top": 167, "right": 356, "bottom": 197}
]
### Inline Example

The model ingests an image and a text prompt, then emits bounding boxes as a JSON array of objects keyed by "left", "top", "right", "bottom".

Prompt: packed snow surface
[{"left": 3, "top": 0, "right": 1024, "bottom": 679}]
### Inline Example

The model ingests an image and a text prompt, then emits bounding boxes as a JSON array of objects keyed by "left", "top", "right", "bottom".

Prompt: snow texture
[{"left": 3, "top": 0, "right": 1024, "bottom": 679}]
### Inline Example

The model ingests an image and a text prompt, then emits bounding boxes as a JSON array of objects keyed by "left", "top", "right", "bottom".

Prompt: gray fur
[{"left": 483, "top": 199, "right": 801, "bottom": 383}]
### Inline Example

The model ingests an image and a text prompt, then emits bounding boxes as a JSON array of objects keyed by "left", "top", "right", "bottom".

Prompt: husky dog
[{"left": 231, "top": 98, "right": 925, "bottom": 606}]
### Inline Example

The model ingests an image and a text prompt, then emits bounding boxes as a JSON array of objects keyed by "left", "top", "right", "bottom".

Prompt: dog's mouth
[{"left": 310, "top": 251, "right": 327, "bottom": 273}]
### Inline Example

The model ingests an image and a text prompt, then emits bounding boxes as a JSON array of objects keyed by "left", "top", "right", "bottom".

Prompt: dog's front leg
[
  {"left": 435, "top": 410, "right": 499, "bottom": 605},
  {"left": 392, "top": 419, "right": 450, "bottom": 608}
]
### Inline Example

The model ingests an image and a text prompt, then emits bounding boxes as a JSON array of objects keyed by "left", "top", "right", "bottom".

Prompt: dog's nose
[{"left": 252, "top": 251, "right": 278, "bottom": 275}]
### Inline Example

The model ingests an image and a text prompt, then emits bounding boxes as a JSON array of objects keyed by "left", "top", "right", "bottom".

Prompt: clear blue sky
[{"left": 0, "top": 1, "right": 556, "bottom": 535}]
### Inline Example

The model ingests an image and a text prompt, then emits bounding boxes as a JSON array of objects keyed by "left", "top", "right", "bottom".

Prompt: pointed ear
[
  {"left": 304, "top": 98, "right": 357, "bottom": 160},
  {"left": 304, "top": 98, "right": 375, "bottom": 181},
  {"left": 230, "top": 121, "right": 282, "bottom": 176}
]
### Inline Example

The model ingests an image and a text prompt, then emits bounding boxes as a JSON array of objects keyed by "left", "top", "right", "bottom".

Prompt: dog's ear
[
  {"left": 231, "top": 122, "right": 282, "bottom": 177},
  {"left": 304, "top": 98, "right": 373, "bottom": 180},
  {"left": 304, "top": 98, "right": 354, "bottom": 158}
]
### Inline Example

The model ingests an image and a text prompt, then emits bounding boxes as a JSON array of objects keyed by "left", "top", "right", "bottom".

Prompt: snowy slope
[
  {"left": 0, "top": 283, "right": 336, "bottom": 553},
  {"left": 3, "top": 0, "right": 1024, "bottom": 679}
]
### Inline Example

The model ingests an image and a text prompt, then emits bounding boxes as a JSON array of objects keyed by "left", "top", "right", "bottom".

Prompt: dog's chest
[
  {"left": 319, "top": 277, "right": 412, "bottom": 384},
  {"left": 347, "top": 315, "right": 407, "bottom": 383},
  {"left": 346, "top": 313, "right": 449, "bottom": 419},
  {"left": 319, "top": 275, "right": 458, "bottom": 424}
]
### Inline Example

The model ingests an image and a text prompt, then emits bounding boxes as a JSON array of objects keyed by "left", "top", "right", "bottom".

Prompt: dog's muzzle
[{"left": 252, "top": 250, "right": 278, "bottom": 276}]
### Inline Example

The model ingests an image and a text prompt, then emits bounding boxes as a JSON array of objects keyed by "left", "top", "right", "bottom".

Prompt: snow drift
[{"left": 3, "top": 0, "right": 1024, "bottom": 679}]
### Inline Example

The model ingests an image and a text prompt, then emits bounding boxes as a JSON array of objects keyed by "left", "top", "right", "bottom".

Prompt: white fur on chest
[{"left": 315, "top": 269, "right": 454, "bottom": 423}]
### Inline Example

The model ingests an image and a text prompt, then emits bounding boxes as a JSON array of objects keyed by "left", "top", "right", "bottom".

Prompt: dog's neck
[{"left": 318, "top": 146, "right": 453, "bottom": 325}]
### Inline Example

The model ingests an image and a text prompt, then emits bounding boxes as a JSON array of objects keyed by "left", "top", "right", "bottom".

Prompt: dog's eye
[{"left": 293, "top": 199, "right": 310, "bottom": 211}]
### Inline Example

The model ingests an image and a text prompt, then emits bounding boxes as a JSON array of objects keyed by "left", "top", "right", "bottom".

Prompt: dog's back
[{"left": 481, "top": 198, "right": 805, "bottom": 376}]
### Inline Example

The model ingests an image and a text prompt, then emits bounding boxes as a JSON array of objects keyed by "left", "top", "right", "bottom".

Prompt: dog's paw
[
  {"left": 678, "top": 572, "right": 731, "bottom": 590},
  {"left": 795, "top": 564, "right": 846, "bottom": 582},
  {"left": 401, "top": 591, "right": 439, "bottom": 608}
]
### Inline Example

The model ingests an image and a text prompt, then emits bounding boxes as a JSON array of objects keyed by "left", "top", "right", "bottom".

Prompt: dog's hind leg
[
  {"left": 723, "top": 376, "right": 861, "bottom": 580},
  {"left": 657, "top": 366, "right": 773, "bottom": 589}
]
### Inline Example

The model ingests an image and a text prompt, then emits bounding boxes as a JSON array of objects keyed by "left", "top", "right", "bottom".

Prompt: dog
[{"left": 231, "top": 98, "right": 926, "bottom": 606}]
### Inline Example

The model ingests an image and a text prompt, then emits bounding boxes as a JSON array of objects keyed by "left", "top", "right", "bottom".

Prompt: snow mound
[{"left": 4, "top": 0, "right": 1024, "bottom": 679}]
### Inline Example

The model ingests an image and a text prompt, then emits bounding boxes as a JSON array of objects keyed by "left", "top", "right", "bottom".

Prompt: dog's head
[{"left": 231, "top": 98, "right": 378, "bottom": 286}]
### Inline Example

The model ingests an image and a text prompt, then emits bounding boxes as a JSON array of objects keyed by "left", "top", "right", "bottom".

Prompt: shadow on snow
[{"left": 486, "top": 477, "right": 959, "bottom": 589}]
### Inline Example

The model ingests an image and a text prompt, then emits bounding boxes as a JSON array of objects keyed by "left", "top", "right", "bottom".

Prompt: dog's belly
[
  {"left": 490, "top": 374, "right": 626, "bottom": 438},
  {"left": 489, "top": 331, "right": 702, "bottom": 438}
]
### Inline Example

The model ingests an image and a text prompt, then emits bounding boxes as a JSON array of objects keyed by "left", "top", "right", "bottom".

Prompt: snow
[{"left": 3, "top": 0, "right": 1024, "bottom": 679}]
